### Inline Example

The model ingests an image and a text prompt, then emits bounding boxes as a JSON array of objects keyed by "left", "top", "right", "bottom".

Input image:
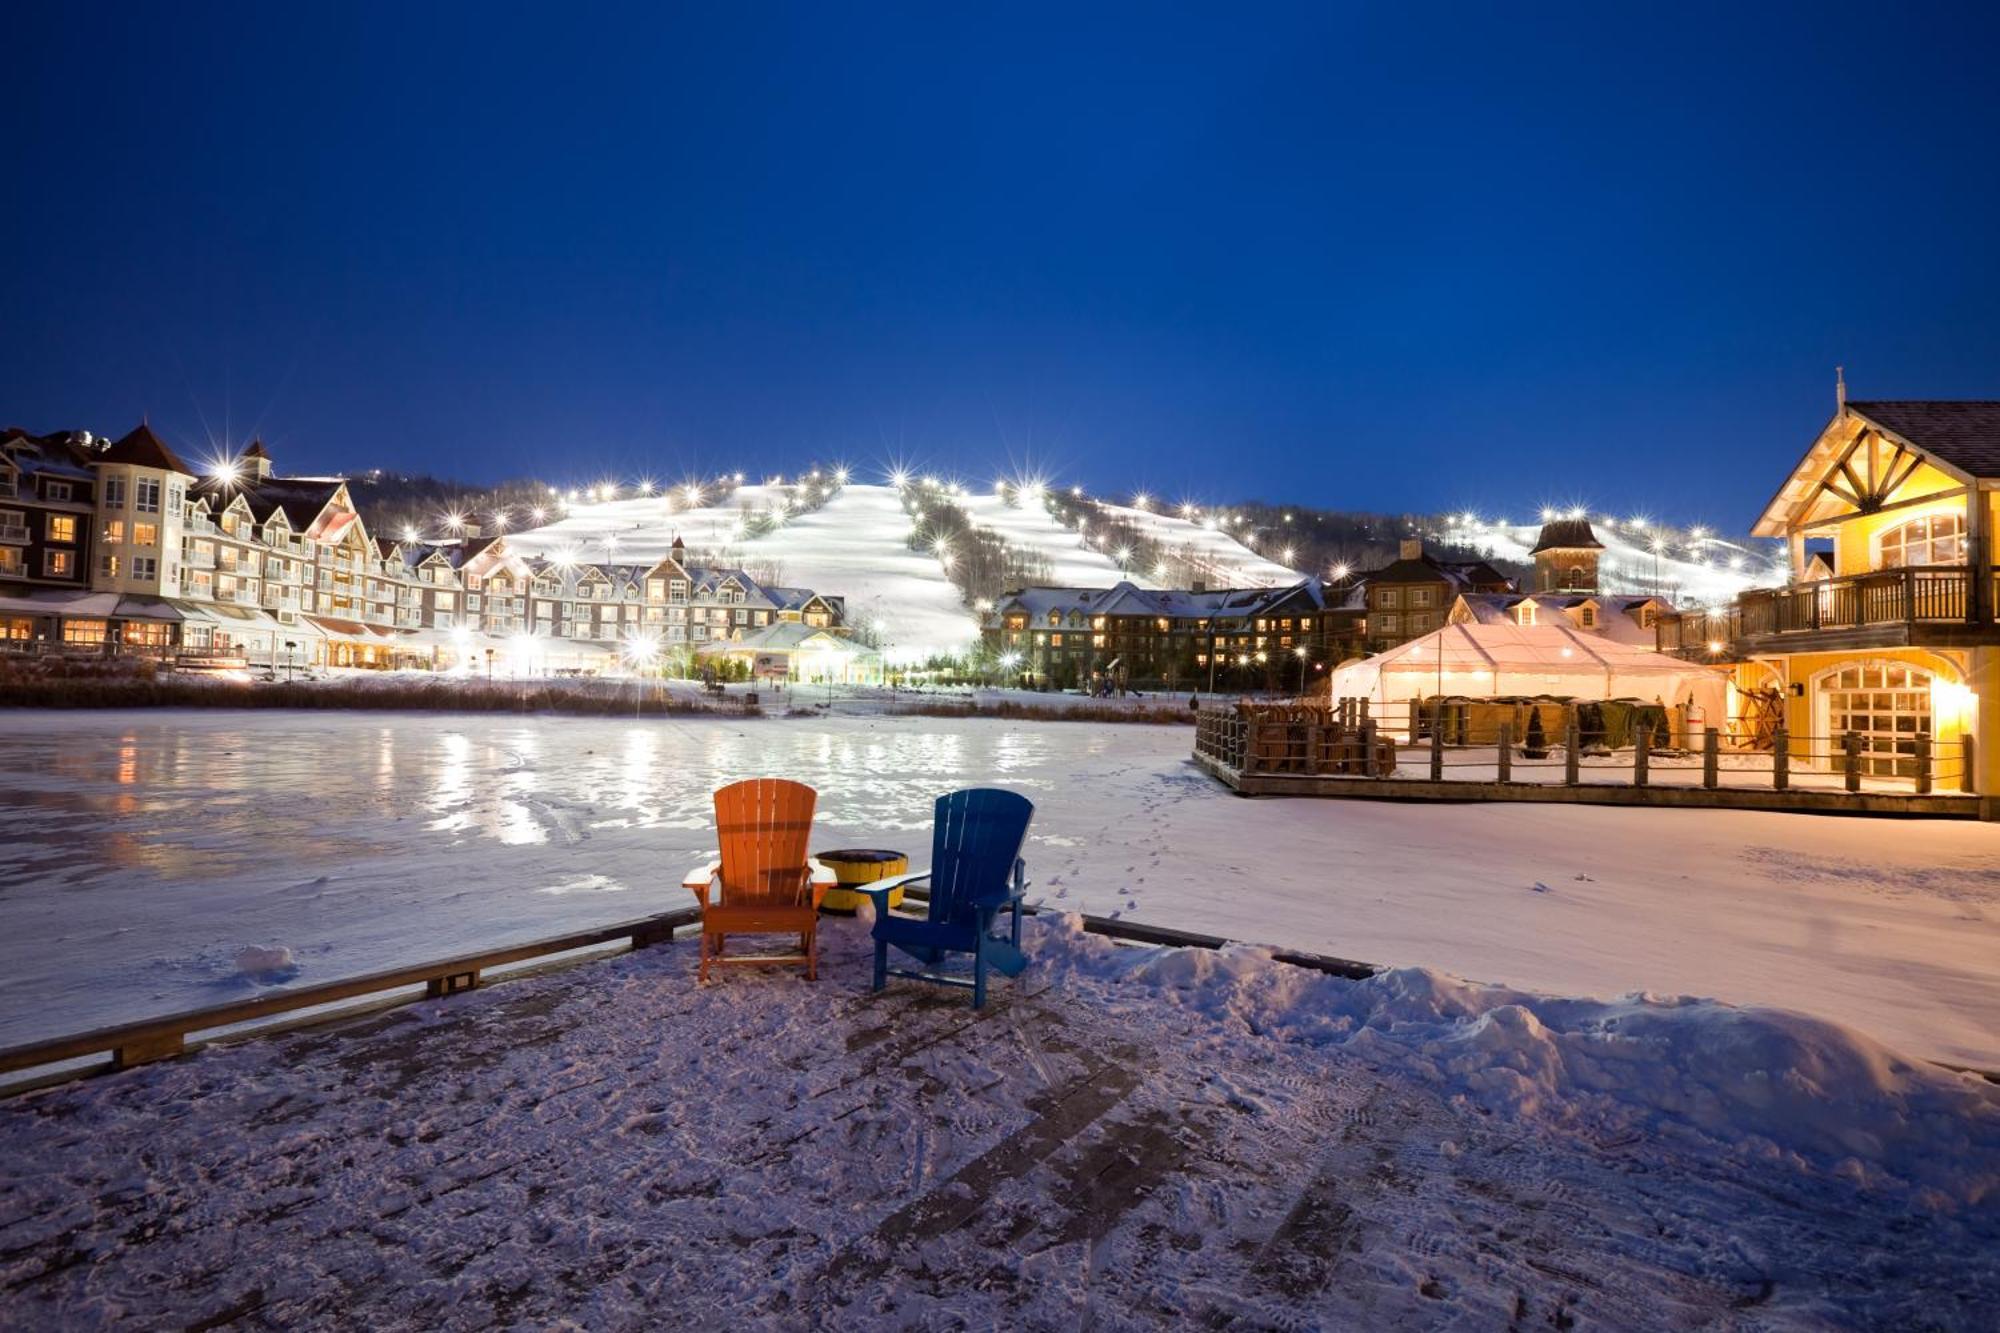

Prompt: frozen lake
[{"left": 2, "top": 708, "right": 1999, "bottom": 1067}]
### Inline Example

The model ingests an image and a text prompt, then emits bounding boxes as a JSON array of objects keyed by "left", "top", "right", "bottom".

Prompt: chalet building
[
  {"left": 982, "top": 578, "right": 1359, "bottom": 691},
  {"left": 1656, "top": 396, "right": 2000, "bottom": 804},
  {"left": 1348, "top": 539, "right": 1516, "bottom": 651},
  {"left": 0, "top": 427, "right": 849, "bottom": 673},
  {"left": 1451, "top": 518, "right": 1673, "bottom": 643}
]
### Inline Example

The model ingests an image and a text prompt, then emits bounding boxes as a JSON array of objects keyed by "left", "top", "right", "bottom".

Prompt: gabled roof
[
  {"left": 193, "top": 474, "right": 343, "bottom": 530},
  {"left": 1755, "top": 400, "right": 2000, "bottom": 535},
  {"left": 1529, "top": 518, "right": 1603, "bottom": 554},
  {"left": 100, "top": 423, "right": 194, "bottom": 475},
  {"left": 0, "top": 428, "right": 98, "bottom": 480},
  {"left": 1361, "top": 553, "right": 1512, "bottom": 592},
  {"left": 1846, "top": 402, "right": 2000, "bottom": 480}
]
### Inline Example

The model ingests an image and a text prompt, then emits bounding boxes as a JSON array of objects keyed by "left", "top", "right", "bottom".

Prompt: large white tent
[{"left": 1329, "top": 621, "right": 1729, "bottom": 739}]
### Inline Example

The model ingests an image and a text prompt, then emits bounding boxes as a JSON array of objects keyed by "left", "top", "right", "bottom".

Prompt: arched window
[
  {"left": 1878, "top": 513, "right": 1965, "bottom": 569},
  {"left": 1566, "top": 565, "right": 1585, "bottom": 587}
]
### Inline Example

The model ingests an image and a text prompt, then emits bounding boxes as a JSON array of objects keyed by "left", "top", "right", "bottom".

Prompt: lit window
[
  {"left": 1878, "top": 513, "right": 1965, "bottom": 568},
  {"left": 47, "top": 515, "right": 77, "bottom": 543}
]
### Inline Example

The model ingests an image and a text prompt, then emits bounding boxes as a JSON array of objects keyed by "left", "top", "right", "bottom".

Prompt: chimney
[
  {"left": 1399, "top": 537, "right": 1423, "bottom": 561},
  {"left": 1835, "top": 365, "right": 1848, "bottom": 418},
  {"left": 1190, "top": 579, "right": 1206, "bottom": 594}
]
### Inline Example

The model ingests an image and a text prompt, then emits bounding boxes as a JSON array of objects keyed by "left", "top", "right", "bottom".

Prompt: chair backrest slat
[
  {"left": 926, "top": 789, "right": 1033, "bottom": 924},
  {"left": 714, "top": 778, "right": 817, "bottom": 908}
]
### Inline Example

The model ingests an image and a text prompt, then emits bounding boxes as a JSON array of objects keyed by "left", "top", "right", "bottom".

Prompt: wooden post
[
  {"left": 1915, "top": 732, "right": 1932, "bottom": 795},
  {"left": 1359, "top": 718, "right": 1376, "bottom": 777},
  {"left": 1773, "top": 729, "right": 1789, "bottom": 790},
  {"left": 1702, "top": 727, "right": 1719, "bottom": 789},
  {"left": 1843, "top": 730, "right": 1862, "bottom": 793},
  {"left": 1305, "top": 723, "right": 1322, "bottom": 775},
  {"left": 1962, "top": 733, "right": 1977, "bottom": 795},
  {"left": 1634, "top": 730, "right": 1649, "bottom": 787},
  {"left": 1429, "top": 720, "right": 1444, "bottom": 782},
  {"left": 1497, "top": 722, "right": 1512, "bottom": 783},
  {"left": 1564, "top": 715, "right": 1580, "bottom": 786}
]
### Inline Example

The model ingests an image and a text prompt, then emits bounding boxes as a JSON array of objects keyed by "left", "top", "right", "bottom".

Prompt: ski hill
[
  {"left": 502, "top": 482, "right": 1308, "bottom": 661},
  {"left": 1440, "top": 514, "right": 1779, "bottom": 607},
  {"left": 499, "top": 482, "right": 1768, "bottom": 661}
]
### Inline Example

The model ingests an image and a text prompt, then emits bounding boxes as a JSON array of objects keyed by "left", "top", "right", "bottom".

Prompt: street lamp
[{"left": 1295, "top": 645, "right": 1310, "bottom": 697}]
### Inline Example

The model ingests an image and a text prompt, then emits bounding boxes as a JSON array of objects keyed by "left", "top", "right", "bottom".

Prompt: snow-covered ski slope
[
  {"left": 503, "top": 484, "right": 1305, "bottom": 661},
  {"left": 508, "top": 485, "right": 975, "bottom": 660},
  {"left": 1095, "top": 502, "right": 1305, "bottom": 585},
  {"left": 1446, "top": 517, "right": 1778, "bottom": 607},
  {"left": 955, "top": 493, "right": 1168, "bottom": 587}
]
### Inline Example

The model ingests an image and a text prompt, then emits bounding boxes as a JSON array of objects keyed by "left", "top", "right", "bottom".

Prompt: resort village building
[
  {"left": 0, "top": 426, "right": 851, "bottom": 676},
  {"left": 1346, "top": 539, "right": 1516, "bottom": 651},
  {"left": 1657, "top": 397, "right": 2000, "bottom": 802},
  {"left": 982, "top": 540, "right": 1521, "bottom": 692},
  {"left": 982, "top": 578, "right": 1357, "bottom": 691}
]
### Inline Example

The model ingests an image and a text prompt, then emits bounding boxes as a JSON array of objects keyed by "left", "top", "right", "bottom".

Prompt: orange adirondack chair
[{"left": 682, "top": 778, "right": 837, "bottom": 982}]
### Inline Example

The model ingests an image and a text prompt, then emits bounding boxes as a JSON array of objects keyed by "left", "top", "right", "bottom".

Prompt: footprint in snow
[{"left": 1531, "top": 882, "right": 1552, "bottom": 893}]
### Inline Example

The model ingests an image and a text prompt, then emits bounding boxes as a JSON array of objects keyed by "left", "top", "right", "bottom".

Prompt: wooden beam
[
  {"left": 1797, "top": 486, "right": 1969, "bottom": 532},
  {"left": 1880, "top": 450, "right": 1925, "bottom": 504},
  {"left": 0, "top": 906, "right": 701, "bottom": 1077}
]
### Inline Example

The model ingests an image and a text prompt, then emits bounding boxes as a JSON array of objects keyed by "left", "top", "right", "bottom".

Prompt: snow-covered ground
[
  {"left": 1096, "top": 501, "right": 1305, "bottom": 585},
  {"left": 3, "top": 710, "right": 1998, "bottom": 1072},
  {"left": 2, "top": 914, "right": 1994, "bottom": 1328}
]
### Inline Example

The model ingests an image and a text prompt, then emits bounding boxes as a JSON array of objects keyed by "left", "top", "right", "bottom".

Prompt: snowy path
[
  {"left": 2, "top": 918, "right": 1991, "bottom": 1329},
  {"left": 1, "top": 710, "right": 1998, "bottom": 1068}
]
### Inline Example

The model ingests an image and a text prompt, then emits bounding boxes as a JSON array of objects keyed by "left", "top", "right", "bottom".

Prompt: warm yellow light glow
[{"left": 1932, "top": 677, "right": 1976, "bottom": 728}]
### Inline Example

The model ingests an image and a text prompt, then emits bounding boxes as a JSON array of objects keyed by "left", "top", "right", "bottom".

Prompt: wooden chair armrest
[
  {"left": 682, "top": 859, "right": 721, "bottom": 893},
  {"left": 806, "top": 857, "right": 839, "bottom": 889},
  {"left": 852, "top": 870, "right": 933, "bottom": 898}
]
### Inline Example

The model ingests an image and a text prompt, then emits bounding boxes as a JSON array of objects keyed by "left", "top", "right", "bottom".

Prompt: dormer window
[
  {"left": 1877, "top": 513, "right": 1965, "bottom": 569},
  {"left": 1517, "top": 604, "right": 1537, "bottom": 626},
  {"left": 1579, "top": 605, "right": 1597, "bottom": 628}
]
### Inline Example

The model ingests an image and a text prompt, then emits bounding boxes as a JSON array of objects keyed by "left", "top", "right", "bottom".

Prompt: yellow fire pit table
[{"left": 815, "top": 848, "right": 909, "bottom": 914}]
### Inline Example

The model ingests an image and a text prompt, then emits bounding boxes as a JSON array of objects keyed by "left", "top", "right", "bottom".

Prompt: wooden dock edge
[
  {"left": 1192, "top": 751, "right": 1989, "bottom": 819},
  {"left": 6, "top": 887, "right": 1991, "bottom": 1092}
]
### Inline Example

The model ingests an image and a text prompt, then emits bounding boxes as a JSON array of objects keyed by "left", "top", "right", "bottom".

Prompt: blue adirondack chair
[{"left": 852, "top": 788, "right": 1034, "bottom": 1008}]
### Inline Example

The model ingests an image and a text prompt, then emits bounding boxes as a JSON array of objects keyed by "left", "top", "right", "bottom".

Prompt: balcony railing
[
  {"left": 1659, "top": 565, "right": 1994, "bottom": 654},
  {"left": 0, "top": 524, "right": 29, "bottom": 545}
]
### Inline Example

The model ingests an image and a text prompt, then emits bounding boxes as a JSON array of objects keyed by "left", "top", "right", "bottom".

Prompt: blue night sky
[{"left": 6, "top": 2, "right": 1998, "bottom": 527}]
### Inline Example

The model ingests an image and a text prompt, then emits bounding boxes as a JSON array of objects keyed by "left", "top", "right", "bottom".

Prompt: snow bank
[{"left": 1031, "top": 915, "right": 2000, "bottom": 1208}]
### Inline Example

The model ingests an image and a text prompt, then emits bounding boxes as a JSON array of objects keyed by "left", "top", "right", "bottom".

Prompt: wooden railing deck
[{"left": 1659, "top": 565, "right": 2000, "bottom": 654}]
